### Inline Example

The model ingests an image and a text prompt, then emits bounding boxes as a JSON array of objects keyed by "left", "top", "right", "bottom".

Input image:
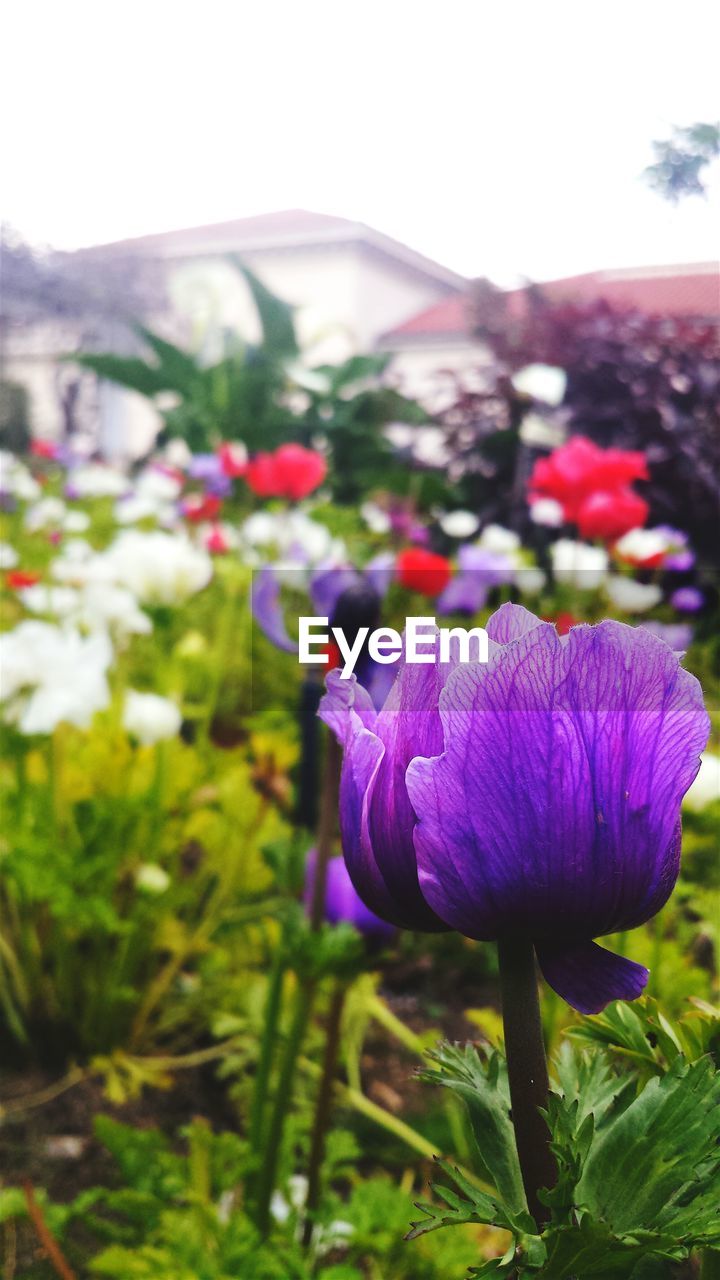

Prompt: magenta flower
[
  {"left": 305, "top": 850, "right": 396, "bottom": 942},
  {"left": 320, "top": 604, "right": 709, "bottom": 1012}
]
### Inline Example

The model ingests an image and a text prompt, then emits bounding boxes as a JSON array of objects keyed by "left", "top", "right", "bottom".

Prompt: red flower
[
  {"left": 245, "top": 444, "right": 327, "bottom": 501},
  {"left": 543, "top": 611, "right": 581, "bottom": 636},
  {"left": 6, "top": 570, "right": 42, "bottom": 589},
  {"left": 182, "top": 494, "right": 222, "bottom": 523},
  {"left": 273, "top": 444, "right": 327, "bottom": 500},
  {"left": 218, "top": 443, "right": 248, "bottom": 478},
  {"left": 397, "top": 547, "right": 452, "bottom": 597},
  {"left": 206, "top": 525, "right": 230, "bottom": 554},
  {"left": 245, "top": 452, "right": 281, "bottom": 498},
  {"left": 576, "top": 488, "right": 649, "bottom": 542},
  {"left": 31, "top": 440, "right": 58, "bottom": 460},
  {"left": 529, "top": 436, "right": 648, "bottom": 532}
]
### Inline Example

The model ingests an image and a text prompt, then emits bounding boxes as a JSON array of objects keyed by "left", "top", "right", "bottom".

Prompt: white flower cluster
[
  {"left": 1, "top": 522, "right": 211, "bottom": 735},
  {"left": 0, "top": 622, "right": 113, "bottom": 734},
  {"left": 240, "top": 509, "right": 346, "bottom": 570}
]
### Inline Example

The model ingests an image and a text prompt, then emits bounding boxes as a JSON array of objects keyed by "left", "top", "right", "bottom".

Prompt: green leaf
[
  {"left": 577, "top": 1056, "right": 720, "bottom": 1240},
  {"left": 421, "top": 1042, "right": 526, "bottom": 1213},
  {"left": 68, "top": 352, "right": 169, "bottom": 397},
  {"left": 229, "top": 257, "right": 298, "bottom": 359}
]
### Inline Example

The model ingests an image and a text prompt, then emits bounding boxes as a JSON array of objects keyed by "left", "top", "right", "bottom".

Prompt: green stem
[
  {"left": 497, "top": 937, "right": 556, "bottom": 1229},
  {"left": 302, "top": 980, "right": 346, "bottom": 1247},
  {"left": 308, "top": 735, "right": 341, "bottom": 930},
  {"left": 248, "top": 940, "right": 287, "bottom": 1156},
  {"left": 700, "top": 1251, "right": 720, "bottom": 1280},
  {"left": 254, "top": 978, "right": 316, "bottom": 1236}
]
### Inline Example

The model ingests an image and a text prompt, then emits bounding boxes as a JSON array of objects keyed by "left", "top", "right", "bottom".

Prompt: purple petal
[
  {"left": 305, "top": 850, "right": 396, "bottom": 940},
  {"left": 436, "top": 573, "right": 490, "bottom": 616},
  {"left": 535, "top": 940, "right": 648, "bottom": 1014},
  {"left": 407, "top": 621, "right": 709, "bottom": 946},
  {"left": 364, "top": 551, "right": 395, "bottom": 599},
  {"left": 251, "top": 567, "right": 296, "bottom": 653},
  {"left": 310, "top": 566, "right": 360, "bottom": 618},
  {"left": 319, "top": 659, "right": 451, "bottom": 932},
  {"left": 485, "top": 601, "right": 544, "bottom": 644}
]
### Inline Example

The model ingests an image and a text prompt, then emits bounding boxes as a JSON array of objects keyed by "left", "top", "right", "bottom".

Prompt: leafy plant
[{"left": 413, "top": 1002, "right": 720, "bottom": 1277}]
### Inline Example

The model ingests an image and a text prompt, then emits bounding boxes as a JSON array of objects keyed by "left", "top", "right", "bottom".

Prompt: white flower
[
  {"left": 0, "top": 542, "right": 19, "bottom": 569},
  {"left": 613, "top": 527, "right": 669, "bottom": 564},
  {"left": 512, "top": 363, "right": 567, "bottom": 406},
  {"left": 135, "top": 863, "right": 171, "bottom": 894},
  {"left": 551, "top": 539, "right": 608, "bottom": 589},
  {"left": 101, "top": 531, "right": 213, "bottom": 604},
  {"left": 530, "top": 498, "right": 564, "bottom": 528},
  {"left": 240, "top": 510, "right": 344, "bottom": 569},
  {"left": 24, "top": 497, "right": 66, "bottom": 531},
  {"left": 114, "top": 495, "right": 166, "bottom": 524},
  {"left": 360, "top": 501, "right": 392, "bottom": 535},
  {"left": 69, "top": 464, "right": 128, "bottom": 498},
  {"left": 515, "top": 567, "right": 547, "bottom": 596},
  {"left": 478, "top": 524, "right": 521, "bottom": 558},
  {"left": 439, "top": 510, "right": 480, "bottom": 538},
  {"left": 63, "top": 510, "right": 91, "bottom": 534},
  {"left": 136, "top": 467, "right": 182, "bottom": 503},
  {"left": 0, "top": 621, "right": 112, "bottom": 734},
  {"left": 519, "top": 413, "right": 567, "bottom": 449},
  {"left": 683, "top": 753, "right": 720, "bottom": 812},
  {"left": 240, "top": 511, "right": 279, "bottom": 546},
  {"left": 0, "top": 452, "right": 41, "bottom": 501},
  {"left": 605, "top": 576, "right": 662, "bottom": 614},
  {"left": 123, "top": 690, "right": 182, "bottom": 744},
  {"left": 75, "top": 583, "right": 152, "bottom": 638},
  {"left": 163, "top": 439, "right": 192, "bottom": 469},
  {"left": 20, "top": 584, "right": 82, "bottom": 617}
]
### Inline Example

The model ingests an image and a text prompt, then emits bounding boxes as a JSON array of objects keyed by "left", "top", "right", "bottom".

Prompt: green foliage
[
  {"left": 68, "top": 261, "right": 428, "bottom": 483},
  {"left": 413, "top": 1002, "right": 720, "bottom": 1277}
]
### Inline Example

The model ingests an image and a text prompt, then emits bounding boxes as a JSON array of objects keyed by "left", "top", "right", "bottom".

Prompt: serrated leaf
[
  {"left": 577, "top": 1056, "right": 720, "bottom": 1238},
  {"left": 422, "top": 1042, "right": 526, "bottom": 1213}
]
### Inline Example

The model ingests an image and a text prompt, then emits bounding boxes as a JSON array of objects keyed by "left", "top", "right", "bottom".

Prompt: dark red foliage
[{"left": 482, "top": 296, "right": 720, "bottom": 567}]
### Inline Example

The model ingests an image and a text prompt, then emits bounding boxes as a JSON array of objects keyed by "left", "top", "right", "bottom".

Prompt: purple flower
[
  {"left": 319, "top": 658, "right": 457, "bottom": 932},
  {"left": 310, "top": 566, "right": 361, "bottom": 618},
  {"left": 252, "top": 567, "right": 395, "bottom": 711},
  {"left": 321, "top": 603, "right": 709, "bottom": 1013},
  {"left": 251, "top": 566, "right": 296, "bottom": 653},
  {"left": 436, "top": 547, "right": 514, "bottom": 616},
  {"left": 670, "top": 586, "right": 704, "bottom": 614},
  {"left": 654, "top": 526, "right": 695, "bottom": 572},
  {"left": 187, "top": 454, "right": 232, "bottom": 497},
  {"left": 640, "top": 621, "right": 694, "bottom": 654},
  {"left": 305, "top": 850, "right": 396, "bottom": 941}
]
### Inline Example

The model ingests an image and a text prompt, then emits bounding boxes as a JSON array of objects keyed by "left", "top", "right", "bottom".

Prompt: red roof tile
[
  {"left": 505, "top": 265, "right": 719, "bottom": 320},
  {"left": 383, "top": 264, "right": 719, "bottom": 341}
]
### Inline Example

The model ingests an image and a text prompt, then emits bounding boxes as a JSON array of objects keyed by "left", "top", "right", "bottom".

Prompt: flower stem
[
  {"left": 302, "top": 979, "right": 346, "bottom": 1247},
  {"left": 254, "top": 977, "right": 316, "bottom": 1237},
  {"left": 497, "top": 937, "right": 556, "bottom": 1228},
  {"left": 701, "top": 1251, "right": 720, "bottom": 1280},
  {"left": 308, "top": 735, "right": 341, "bottom": 930},
  {"left": 248, "top": 938, "right": 287, "bottom": 1156}
]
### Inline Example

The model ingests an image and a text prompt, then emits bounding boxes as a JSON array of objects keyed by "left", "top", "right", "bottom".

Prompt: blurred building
[
  {"left": 1, "top": 209, "right": 469, "bottom": 454},
  {"left": 2, "top": 210, "right": 717, "bottom": 456}
]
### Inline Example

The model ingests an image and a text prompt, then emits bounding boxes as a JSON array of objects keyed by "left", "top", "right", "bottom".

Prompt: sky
[{"left": 2, "top": 0, "right": 718, "bottom": 285}]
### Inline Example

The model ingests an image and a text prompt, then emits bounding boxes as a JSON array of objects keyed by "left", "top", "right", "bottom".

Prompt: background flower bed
[{"left": 0, "top": 274, "right": 718, "bottom": 1278}]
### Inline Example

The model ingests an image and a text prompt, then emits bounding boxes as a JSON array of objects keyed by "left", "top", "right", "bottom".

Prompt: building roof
[
  {"left": 81, "top": 208, "right": 466, "bottom": 291},
  {"left": 381, "top": 262, "right": 719, "bottom": 343},
  {"left": 379, "top": 294, "right": 470, "bottom": 343},
  {"left": 505, "top": 262, "right": 719, "bottom": 319}
]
